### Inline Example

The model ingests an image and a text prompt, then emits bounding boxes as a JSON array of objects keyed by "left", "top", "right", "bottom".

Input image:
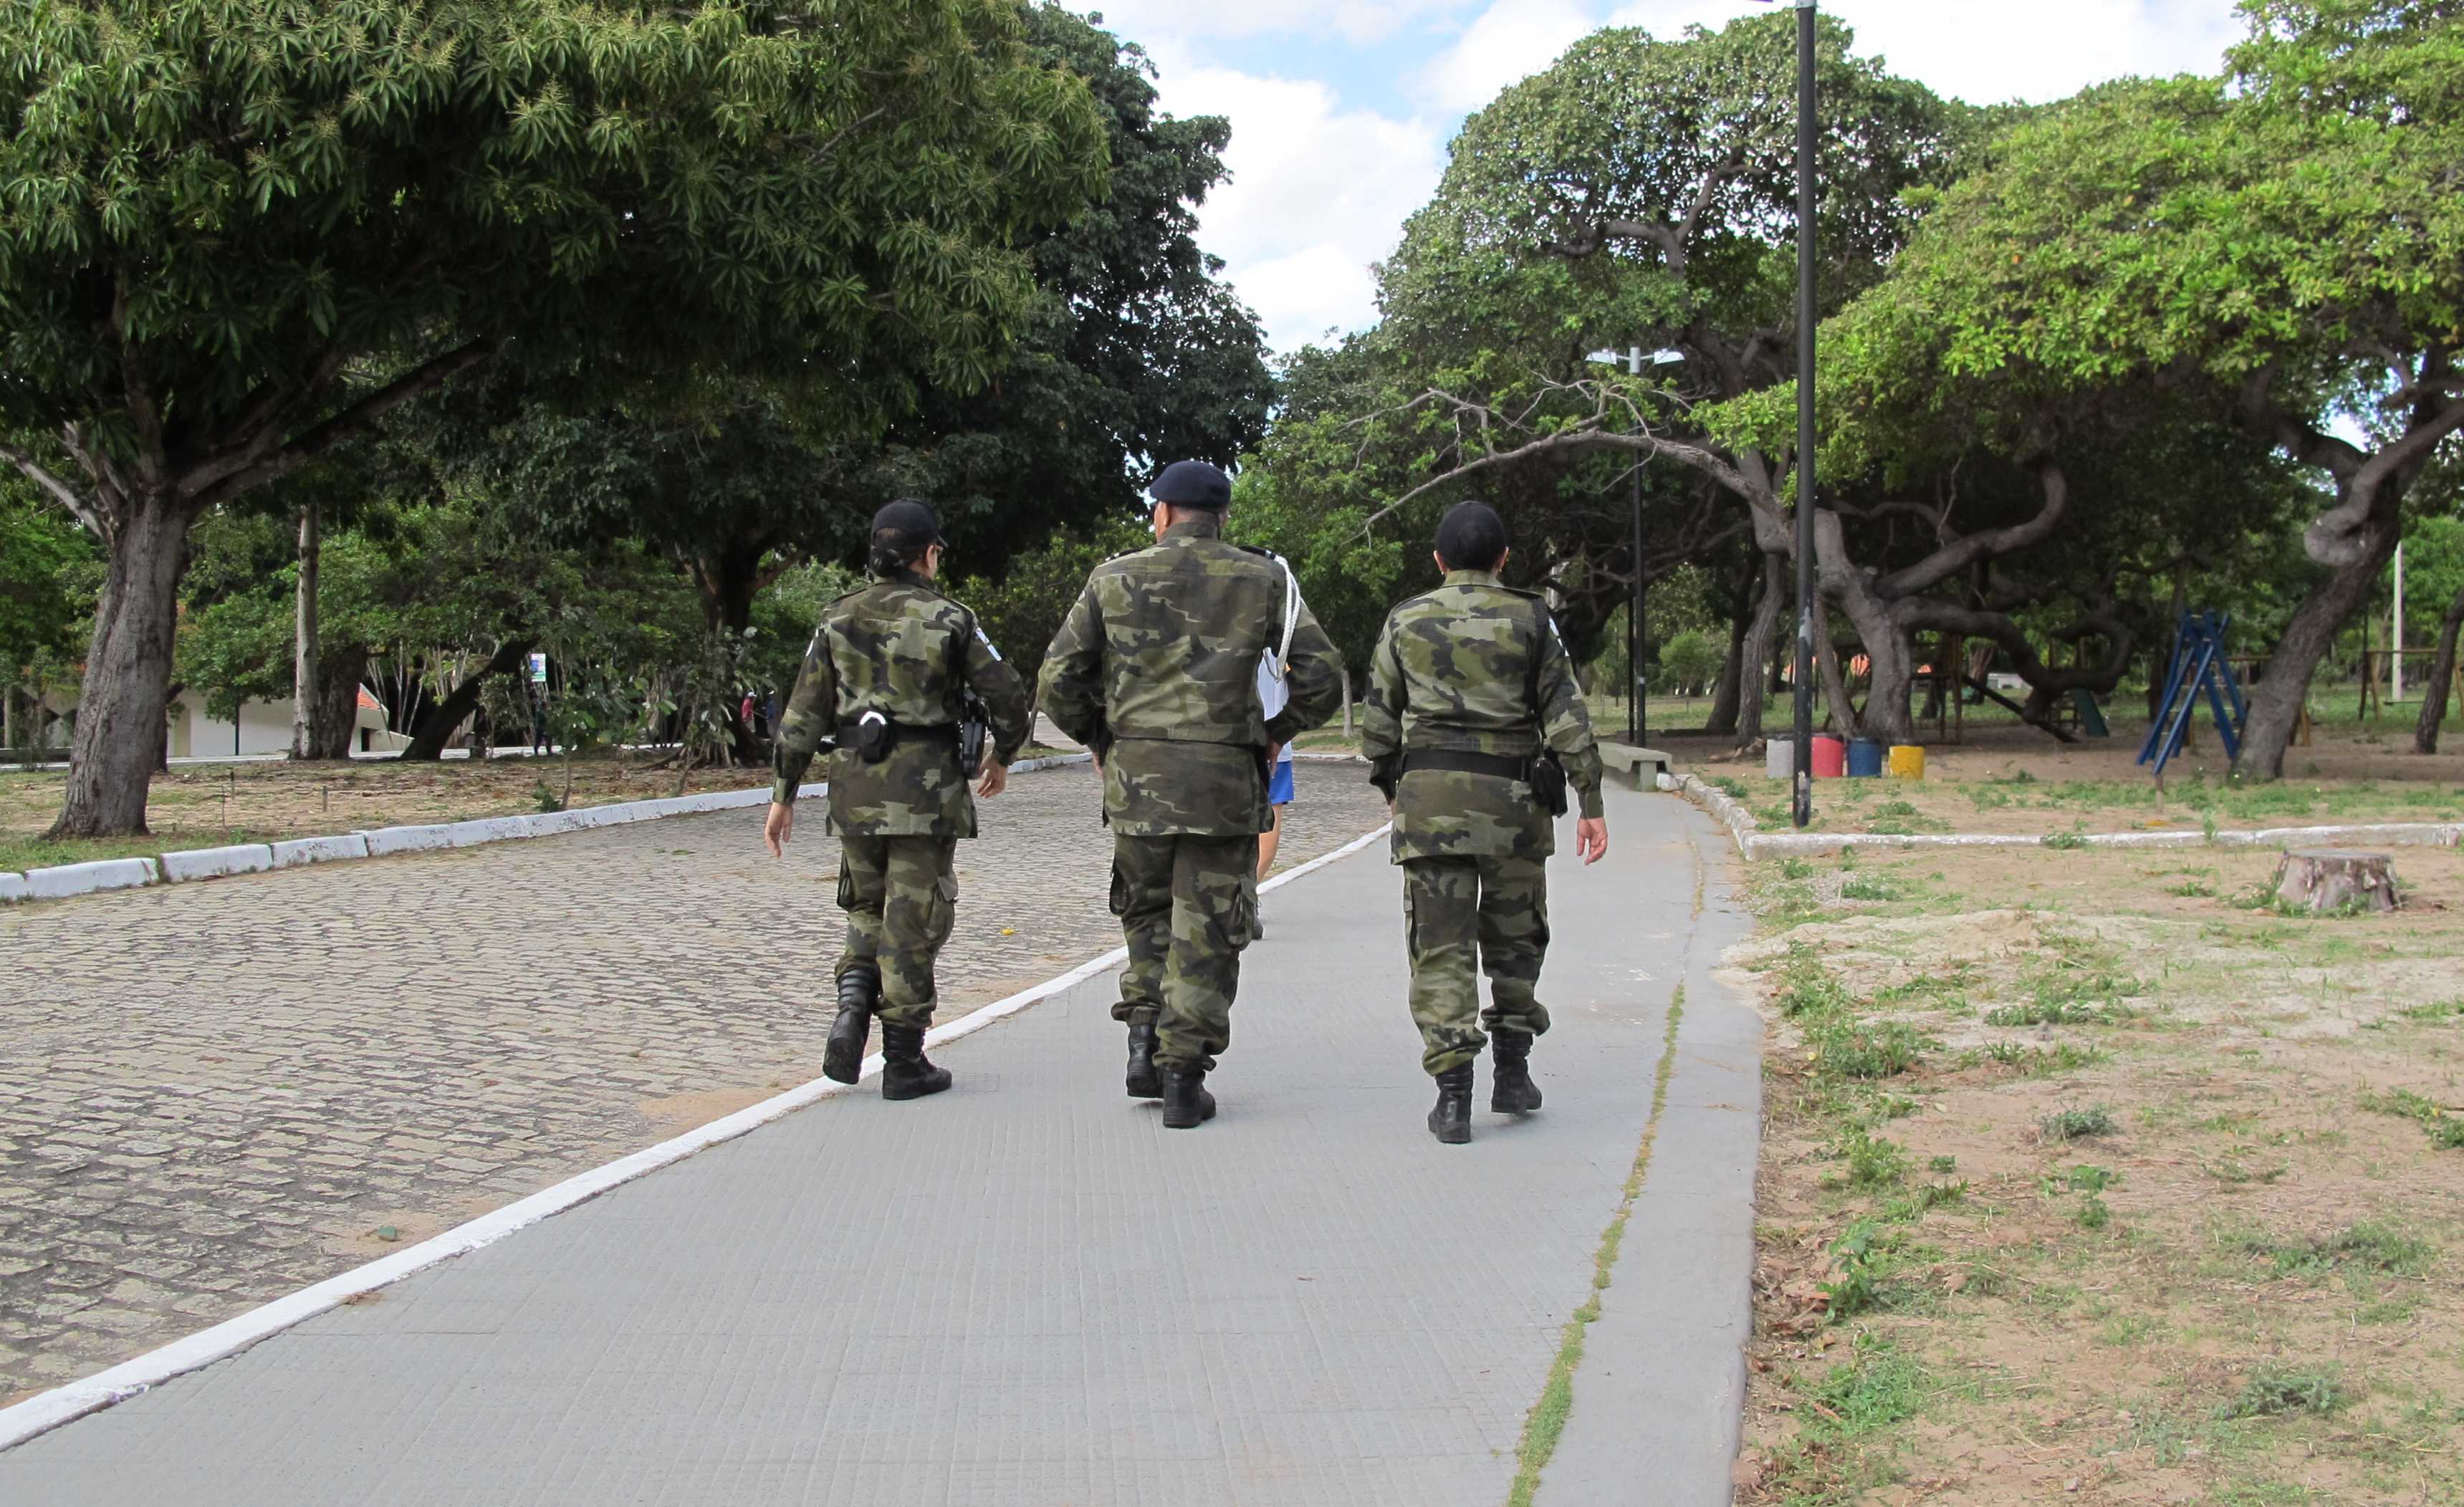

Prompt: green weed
[
  {"left": 1839, "top": 872, "right": 1904, "bottom": 902},
  {"left": 2358, "top": 1087, "right": 2464, "bottom": 1150},
  {"left": 1827, "top": 1127, "right": 1908, "bottom": 1190},
  {"left": 2041, "top": 1106, "right": 2117, "bottom": 1142},
  {"left": 2220, "top": 1363, "right": 2347, "bottom": 1419},
  {"left": 2225, "top": 1220, "right": 2432, "bottom": 1280},
  {"left": 1809, "top": 1017, "right": 1929, "bottom": 1080}
]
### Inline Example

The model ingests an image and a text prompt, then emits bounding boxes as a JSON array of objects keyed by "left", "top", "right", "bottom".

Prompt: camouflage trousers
[
  {"left": 1110, "top": 832, "right": 1257, "bottom": 1074},
  {"left": 1400, "top": 854, "right": 1551, "bottom": 1075},
  {"left": 835, "top": 834, "right": 959, "bottom": 1030}
]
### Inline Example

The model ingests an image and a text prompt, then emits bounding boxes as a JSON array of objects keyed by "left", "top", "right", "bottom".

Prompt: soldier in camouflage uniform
[
  {"left": 764, "top": 499, "right": 1031, "bottom": 1100},
  {"left": 1361, "top": 500, "right": 1608, "bottom": 1145},
  {"left": 1038, "top": 461, "right": 1344, "bottom": 1129}
]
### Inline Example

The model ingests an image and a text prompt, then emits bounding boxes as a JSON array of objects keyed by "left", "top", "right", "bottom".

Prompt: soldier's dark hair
[
  {"left": 1434, "top": 501, "right": 1508, "bottom": 572},
  {"left": 867, "top": 498, "right": 943, "bottom": 575}
]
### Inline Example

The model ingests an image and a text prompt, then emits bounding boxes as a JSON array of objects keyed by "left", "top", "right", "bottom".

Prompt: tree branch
[
  {"left": 1874, "top": 461, "right": 2071, "bottom": 600},
  {"left": 0, "top": 440, "right": 106, "bottom": 536},
  {"left": 184, "top": 338, "right": 498, "bottom": 511}
]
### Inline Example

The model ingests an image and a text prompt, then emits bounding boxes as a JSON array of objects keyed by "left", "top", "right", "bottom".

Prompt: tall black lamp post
[
  {"left": 1788, "top": 0, "right": 1819, "bottom": 828},
  {"left": 1587, "top": 344, "right": 1684, "bottom": 746}
]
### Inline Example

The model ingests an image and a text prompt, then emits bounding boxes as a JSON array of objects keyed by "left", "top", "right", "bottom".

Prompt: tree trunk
[
  {"left": 1732, "top": 552, "right": 1787, "bottom": 749},
  {"left": 2239, "top": 525, "right": 2400, "bottom": 779},
  {"left": 49, "top": 495, "right": 193, "bottom": 838},
  {"left": 2413, "top": 583, "right": 2464, "bottom": 755},
  {"left": 402, "top": 640, "right": 530, "bottom": 761},
  {"left": 693, "top": 544, "right": 767, "bottom": 767},
  {"left": 1706, "top": 564, "right": 1757, "bottom": 738},
  {"left": 309, "top": 642, "right": 369, "bottom": 759},
  {"left": 289, "top": 496, "right": 320, "bottom": 760},
  {"left": 1812, "top": 597, "right": 1861, "bottom": 740}
]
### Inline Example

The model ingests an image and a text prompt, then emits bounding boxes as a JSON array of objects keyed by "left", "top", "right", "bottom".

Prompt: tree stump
[{"left": 2271, "top": 849, "right": 2400, "bottom": 914}]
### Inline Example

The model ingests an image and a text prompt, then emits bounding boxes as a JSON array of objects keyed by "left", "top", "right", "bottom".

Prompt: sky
[{"left": 1093, "top": 0, "right": 2252, "bottom": 356}]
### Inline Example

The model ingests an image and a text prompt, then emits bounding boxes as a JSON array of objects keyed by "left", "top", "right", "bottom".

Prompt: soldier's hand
[
  {"left": 976, "top": 761, "right": 1009, "bottom": 799},
  {"left": 764, "top": 801, "right": 794, "bottom": 858},
  {"left": 1576, "top": 817, "right": 1609, "bottom": 865}
]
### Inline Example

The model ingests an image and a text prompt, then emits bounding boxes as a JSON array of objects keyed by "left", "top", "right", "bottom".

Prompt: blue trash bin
[{"left": 1846, "top": 738, "right": 1885, "bottom": 778}]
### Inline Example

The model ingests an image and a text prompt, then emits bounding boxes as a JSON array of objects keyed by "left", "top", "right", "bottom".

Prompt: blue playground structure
[{"left": 2139, "top": 611, "right": 2248, "bottom": 779}]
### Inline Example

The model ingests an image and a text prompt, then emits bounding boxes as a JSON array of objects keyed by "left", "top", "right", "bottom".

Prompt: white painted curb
[
  {"left": 24, "top": 857, "right": 158, "bottom": 900},
  {"left": 160, "top": 844, "right": 275, "bottom": 884},
  {"left": 0, "top": 816, "right": 1394, "bottom": 1453},
  {"left": 0, "top": 872, "right": 27, "bottom": 903},
  {"left": 1669, "top": 770, "right": 2464, "bottom": 861},
  {"left": 270, "top": 834, "right": 370, "bottom": 869}
]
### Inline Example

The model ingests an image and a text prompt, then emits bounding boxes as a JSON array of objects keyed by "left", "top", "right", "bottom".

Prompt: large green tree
[
  {"left": 1782, "top": 0, "right": 2464, "bottom": 774},
  {"left": 0, "top": 0, "right": 1106, "bottom": 836}
]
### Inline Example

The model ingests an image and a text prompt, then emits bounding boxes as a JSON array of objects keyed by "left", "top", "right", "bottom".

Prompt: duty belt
[
  {"left": 836, "top": 720, "right": 960, "bottom": 746},
  {"left": 1399, "top": 748, "right": 1532, "bottom": 781}
]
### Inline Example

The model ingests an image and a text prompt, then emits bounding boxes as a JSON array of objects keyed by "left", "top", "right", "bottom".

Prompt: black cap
[
  {"left": 871, "top": 497, "right": 944, "bottom": 543},
  {"left": 1435, "top": 500, "right": 1509, "bottom": 571},
  {"left": 1149, "top": 460, "right": 1232, "bottom": 511}
]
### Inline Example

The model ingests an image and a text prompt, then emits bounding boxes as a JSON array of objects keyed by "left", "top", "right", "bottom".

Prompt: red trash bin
[{"left": 1811, "top": 734, "right": 1847, "bottom": 779}]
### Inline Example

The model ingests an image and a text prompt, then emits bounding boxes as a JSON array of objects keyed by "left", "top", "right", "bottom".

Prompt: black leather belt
[
  {"left": 1400, "top": 749, "right": 1530, "bottom": 781},
  {"left": 837, "top": 721, "right": 960, "bottom": 745}
]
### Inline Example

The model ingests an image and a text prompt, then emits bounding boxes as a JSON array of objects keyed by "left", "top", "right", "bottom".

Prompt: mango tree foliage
[{"left": 0, "top": 0, "right": 1108, "bottom": 835}]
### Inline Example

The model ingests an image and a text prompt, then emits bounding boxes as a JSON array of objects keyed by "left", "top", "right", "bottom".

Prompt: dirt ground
[
  {"left": 1, "top": 752, "right": 795, "bottom": 872},
  {"left": 1727, "top": 839, "right": 2464, "bottom": 1505},
  {"left": 1664, "top": 713, "right": 2464, "bottom": 839}
]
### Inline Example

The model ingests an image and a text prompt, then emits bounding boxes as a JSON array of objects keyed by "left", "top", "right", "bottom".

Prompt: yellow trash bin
[{"left": 1887, "top": 744, "right": 1926, "bottom": 780}]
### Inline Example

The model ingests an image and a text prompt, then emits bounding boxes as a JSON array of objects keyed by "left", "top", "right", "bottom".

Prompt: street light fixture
[{"left": 1586, "top": 345, "right": 1684, "bottom": 745}]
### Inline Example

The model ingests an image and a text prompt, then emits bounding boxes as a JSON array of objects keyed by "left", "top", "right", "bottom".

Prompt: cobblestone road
[{"left": 0, "top": 760, "right": 1389, "bottom": 1400}]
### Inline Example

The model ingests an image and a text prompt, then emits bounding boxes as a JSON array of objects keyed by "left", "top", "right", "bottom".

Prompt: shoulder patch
[{"left": 974, "top": 621, "right": 1003, "bottom": 661}]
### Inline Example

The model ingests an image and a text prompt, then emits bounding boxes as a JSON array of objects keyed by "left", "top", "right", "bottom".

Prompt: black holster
[
  {"left": 1530, "top": 751, "right": 1570, "bottom": 817},
  {"left": 957, "top": 694, "right": 989, "bottom": 778}
]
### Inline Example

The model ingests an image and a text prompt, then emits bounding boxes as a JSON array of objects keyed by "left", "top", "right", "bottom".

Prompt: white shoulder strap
[{"left": 1274, "top": 554, "right": 1300, "bottom": 672}]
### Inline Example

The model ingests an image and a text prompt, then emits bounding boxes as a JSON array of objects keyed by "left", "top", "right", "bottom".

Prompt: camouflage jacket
[
  {"left": 1361, "top": 569, "right": 1605, "bottom": 862},
  {"left": 770, "top": 570, "right": 1030, "bottom": 838},
  {"left": 1038, "top": 516, "right": 1344, "bottom": 837}
]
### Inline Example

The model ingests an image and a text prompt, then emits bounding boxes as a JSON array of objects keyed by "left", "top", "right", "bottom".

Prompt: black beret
[{"left": 1149, "top": 460, "right": 1232, "bottom": 511}]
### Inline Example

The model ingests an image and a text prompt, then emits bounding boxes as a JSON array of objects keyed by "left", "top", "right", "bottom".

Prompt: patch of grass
[
  {"left": 1865, "top": 799, "right": 1949, "bottom": 836},
  {"left": 2074, "top": 1195, "right": 2112, "bottom": 1229},
  {"left": 1808, "top": 1332, "right": 1924, "bottom": 1430},
  {"left": 2358, "top": 1086, "right": 2464, "bottom": 1150},
  {"left": 1778, "top": 856, "right": 1813, "bottom": 880},
  {"left": 1828, "top": 1127, "right": 1908, "bottom": 1190},
  {"left": 1881, "top": 1180, "right": 1968, "bottom": 1223},
  {"left": 1873, "top": 964, "right": 1977, "bottom": 1007},
  {"left": 2220, "top": 1363, "right": 2348, "bottom": 1420},
  {"left": 1708, "top": 776, "right": 1750, "bottom": 800},
  {"left": 1979, "top": 1041, "right": 2111, "bottom": 1077},
  {"left": 2040, "top": 1105, "right": 2117, "bottom": 1142},
  {"left": 1926, "top": 1154, "right": 1958, "bottom": 1175},
  {"left": 2042, "top": 829, "right": 2091, "bottom": 850},
  {"left": 1808, "top": 1016, "right": 1930, "bottom": 1080},
  {"left": 1839, "top": 872, "right": 1904, "bottom": 902},
  {"left": 1774, "top": 948, "right": 1854, "bottom": 1019},
  {"left": 2202, "top": 1150, "right": 2290, "bottom": 1186},
  {"left": 2225, "top": 1220, "right": 2432, "bottom": 1280},
  {"left": 2395, "top": 997, "right": 2464, "bottom": 1024}
]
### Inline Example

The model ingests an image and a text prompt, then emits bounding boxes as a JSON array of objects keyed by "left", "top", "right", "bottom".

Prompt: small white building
[{"left": 27, "top": 687, "right": 398, "bottom": 761}]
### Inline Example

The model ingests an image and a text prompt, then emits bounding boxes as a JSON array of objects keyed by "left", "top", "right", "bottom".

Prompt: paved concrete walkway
[{"left": 1, "top": 785, "right": 1755, "bottom": 1505}]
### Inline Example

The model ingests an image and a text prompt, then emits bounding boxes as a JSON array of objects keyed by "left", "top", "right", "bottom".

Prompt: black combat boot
[
  {"left": 1490, "top": 1031, "right": 1543, "bottom": 1114},
  {"left": 1427, "top": 1064, "right": 1474, "bottom": 1145},
  {"left": 1160, "top": 1068, "right": 1217, "bottom": 1129},
  {"left": 879, "top": 1024, "right": 952, "bottom": 1101},
  {"left": 823, "top": 966, "right": 878, "bottom": 1085},
  {"left": 1124, "top": 1021, "right": 1161, "bottom": 1099}
]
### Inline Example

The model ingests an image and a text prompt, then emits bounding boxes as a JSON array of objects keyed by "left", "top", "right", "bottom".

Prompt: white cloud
[
  {"left": 1129, "top": 1, "right": 2245, "bottom": 354},
  {"left": 1416, "top": 0, "right": 1599, "bottom": 112},
  {"left": 1604, "top": 1, "right": 2245, "bottom": 105},
  {"left": 1151, "top": 59, "right": 1448, "bottom": 352}
]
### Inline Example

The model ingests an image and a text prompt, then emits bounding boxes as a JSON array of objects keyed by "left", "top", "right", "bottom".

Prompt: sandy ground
[{"left": 1730, "top": 842, "right": 2464, "bottom": 1505}]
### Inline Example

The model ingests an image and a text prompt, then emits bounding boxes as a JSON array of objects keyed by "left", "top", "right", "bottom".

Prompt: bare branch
[
  {"left": 0, "top": 440, "right": 106, "bottom": 536},
  {"left": 184, "top": 338, "right": 497, "bottom": 511},
  {"left": 1875, "top": 461, "right": 2071, "bottom": 600}
]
